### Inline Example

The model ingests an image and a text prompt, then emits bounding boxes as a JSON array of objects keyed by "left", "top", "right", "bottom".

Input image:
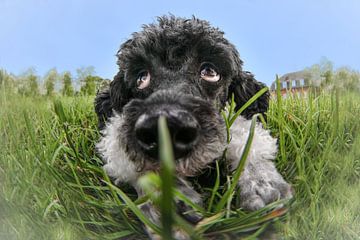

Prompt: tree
[
  {"left": 77, "top": 66, "right": 94, "bottom": 89},
  {"left": 305, "top": 58, "right": 360, "bottom": 92},
  {"left": 80, "top": 75, "right": 104, "bottom": 95},
  {"left": 44, "top": 68, "right": 58, "bottom": 96},
  {"left": 76, "top": 66, "right": 96, "bottom": 95},
  {"left": 0, "top": 69, "right": 16, "bottom": 93},
  {"left": 28, "top": 74, "right": 40, "bottom": 96},
  {"left": 333, "top": 67, "right": 360, "bottom": 92},
  {"left": 304, "top": 57, "right": 334, "bottom": 88},
  {"left": 61, "top": 71, "right": 74, "bottom": 96},
  {"left": 76, "top": 66, "right": 107, "bottom": 95},
  {"left": 17, "top": 68, "right": 39, "bottom": 96}
]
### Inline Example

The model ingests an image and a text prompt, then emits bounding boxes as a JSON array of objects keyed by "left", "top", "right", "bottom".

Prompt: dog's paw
[
  {"left": 238, "top": 177, "right": 293, "bottom": 211},
  {"left": 145, "top": 225, "right": 190, "bottom": 240},
  {"left": 173, "top": 228, "right": 191, "bottom": 240},
  {"left": 176, "top": 200, "right": 203, "bottom": 224}
]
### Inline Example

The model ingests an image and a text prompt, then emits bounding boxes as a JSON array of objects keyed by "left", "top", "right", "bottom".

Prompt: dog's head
[{"left": 95, "top": 15, "right": 269, "bottom": 177}]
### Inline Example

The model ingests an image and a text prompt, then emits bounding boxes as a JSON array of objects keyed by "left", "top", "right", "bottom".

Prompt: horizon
[{"left": 1, "top": 0, "right": 359, "bottom": 86}]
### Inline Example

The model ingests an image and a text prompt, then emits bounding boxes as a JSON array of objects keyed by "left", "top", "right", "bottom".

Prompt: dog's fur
[{"left": 95, "top": 15, "right": 292, "bottom": 238}]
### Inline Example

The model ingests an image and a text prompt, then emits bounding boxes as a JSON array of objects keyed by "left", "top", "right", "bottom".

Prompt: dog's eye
[
  {"left": 137, "top": 71, "right": 151, "bottom": 89},
  {"left": 200, "top": 65, "right": 220, "bottom": 82}
]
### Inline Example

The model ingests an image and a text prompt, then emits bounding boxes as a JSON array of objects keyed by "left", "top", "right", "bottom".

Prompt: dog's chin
[
  {"left": 175, "top": 141, "right": 226, "bottom": 176},
  {"left": 174, "top": 118, "right": 227, "bottom": 177}
]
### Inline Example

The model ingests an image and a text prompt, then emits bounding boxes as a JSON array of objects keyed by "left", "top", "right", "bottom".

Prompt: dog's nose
[{"left": 134, "top": 110, "right": 199, "bottom": 159}]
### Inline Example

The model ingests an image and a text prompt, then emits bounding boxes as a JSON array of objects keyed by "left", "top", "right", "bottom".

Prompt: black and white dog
[{"left": 95, "top": 15, "right": 292, "bottom": 238}]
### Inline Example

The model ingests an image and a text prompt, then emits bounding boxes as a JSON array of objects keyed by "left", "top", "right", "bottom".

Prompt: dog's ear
[
  {"left": 228, "top": 71, "right": 270, "bottom": 119},
  {"left": 109, "top": 70, "right": 132, "bottom": 113},
  {"left": 94, "top": 71, "right": 132, "bottom": 129},
  {"left": 95, "top": 86, "right": 112, "bottom": 130}
]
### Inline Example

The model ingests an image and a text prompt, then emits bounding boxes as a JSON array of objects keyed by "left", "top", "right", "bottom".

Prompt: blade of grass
[
  {"left": 139, "top": 173, "right": 206, "bottom": 215},
  {"left": 226, "top": 176, "right": 234, "bottom": 218},
  {"left": 275, "top": 75, "right": 286, "bottom": 164},
  {"left": 101, "top": 230, "right": 134, "bottom": 240},
  {"left": 158, "top": 116, "right": 175, "bottom": 239},
  {"left": 53, "top": 99, "right": 80, "bottom": 160},
  {"left": 195, "top": 211, "right": 225, "bottom": 233},
  {"left": 229, "top": 87, "right": 268, "bottom": 127},
  {"left": 207, "top": 160, "right": 221, "bottom": 212},
  {"left": 102, "top": 177, "right": 161, "bottom": 234},
  {"left": 221, "top": 111, "right": 231, "bottom": 143},
  {"left": 214, "top": 199, "right": 290, "bottom": 230},
  {"left": 215, "top": 114, "right": 257, "bottom": 212},
  {"left": 209, "top": 207, "right": 288, "bottom": 235}
]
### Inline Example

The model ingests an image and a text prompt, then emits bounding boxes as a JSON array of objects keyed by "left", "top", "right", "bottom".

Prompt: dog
[{"left": 95, "top": 15, "right": 292, "bottom": 239}]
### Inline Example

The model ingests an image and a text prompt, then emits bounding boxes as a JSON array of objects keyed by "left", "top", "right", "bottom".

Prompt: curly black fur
[
  {"left": 94, "top": 15, "right": 290, "bottom": 240},
  {"left": 95, "top": 15, "right": 269, "bottom": 129}
]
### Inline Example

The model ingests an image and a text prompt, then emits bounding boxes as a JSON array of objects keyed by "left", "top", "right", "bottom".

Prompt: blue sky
[{"left": 1, "top": 0, "right": 359, "bottom": 86}]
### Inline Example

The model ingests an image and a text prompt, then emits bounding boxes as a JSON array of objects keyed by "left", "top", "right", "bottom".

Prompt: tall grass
[
  {"left": 1, "top": 86, "right": 359, "bottom": 239},
  {"left": 267, "top": 88, "right": 360, "bottom": 239}
]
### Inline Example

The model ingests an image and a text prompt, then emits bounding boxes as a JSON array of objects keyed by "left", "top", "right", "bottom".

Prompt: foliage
[
  {"left": 267, "top": 87, "right": 360, "bottom": 239},
  {"left": 61, "top": 71, "right": 75, "bottom": 96},
  {"left": 0, "top": 66, "right": 109, "bottom": 97},
  {"left": 44, "top": 68, "right": 59, "bottom": 96},
  {"left": 304, "top": 57, "right": 334, "bottom": 87},
  {"left": 80, "top": 75, "right": 104, "bottom": 96},
  {"left": 15, "top": 67, "right": 40, "bottom": 96},
  {"left": 75, "top": 66, "right": 108, "bottom": 95},
  {"left": 305, "top": 57, "right": 360, "bottom": 92},
  {"left": 332, "top": 67, "right": 360, "bottom": 91},
  {"left": 0, "top": 69, "right": 16, "bottom": 92},
  {"left": 1, "top": 85, "right": 360, "bottom": 239}
]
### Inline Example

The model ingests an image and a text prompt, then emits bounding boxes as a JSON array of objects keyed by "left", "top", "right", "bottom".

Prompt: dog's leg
[
  {"left": 227, "top": 117, "right": 293, "bottom": 211},
  {"left": 175, "top": 178, "right": 203, "bottom": 224},
  {"left": 237, "top": 159, "right": 293, "bottom": 211},
  {"left": 134, "top": 177, "right": 203, "bottom": 239}
]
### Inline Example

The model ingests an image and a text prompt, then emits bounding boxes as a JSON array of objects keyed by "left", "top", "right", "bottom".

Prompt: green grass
[
  {"left": 1, "top": 86, "right": 360, "bottom": 239},
  {"left": 267, "top": 87, "right": 360, "bottom": 239}
]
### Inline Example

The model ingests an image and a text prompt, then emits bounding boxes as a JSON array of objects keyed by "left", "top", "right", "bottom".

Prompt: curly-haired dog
[{"left": 95, "top": 15, "right": 292, "bottom": 238}]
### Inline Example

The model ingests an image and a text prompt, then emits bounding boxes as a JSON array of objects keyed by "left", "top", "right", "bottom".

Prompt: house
[{"left": 270, "top": 70, "right": 318, "bottom": 97}]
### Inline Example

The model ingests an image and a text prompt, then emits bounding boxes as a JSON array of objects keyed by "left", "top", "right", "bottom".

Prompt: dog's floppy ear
[
  {"left": 228, "top": 71, "right": 270, "bottom": 119},
  {"left": 95, "top": 87, "right": 112, "bottom": 130},
  {"left": 109, "top": 70, "right": 132, "bottom": 113},
  {"left": 94, "top": 70, "right": 132, "bottom": 129}
]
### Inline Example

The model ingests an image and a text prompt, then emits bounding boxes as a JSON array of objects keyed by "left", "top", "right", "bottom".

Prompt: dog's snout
[{"left": 134, "top": 110, "right": 199, "bottom": 160}]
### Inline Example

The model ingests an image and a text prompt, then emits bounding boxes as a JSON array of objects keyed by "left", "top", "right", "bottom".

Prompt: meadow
[{"left": 1, "top": 87, "right": 359, "bottom": 239}]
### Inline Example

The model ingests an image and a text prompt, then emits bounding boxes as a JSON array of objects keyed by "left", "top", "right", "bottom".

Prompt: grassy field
[{"left": 1, "top": 89, "right": 360, "bottom": 239}]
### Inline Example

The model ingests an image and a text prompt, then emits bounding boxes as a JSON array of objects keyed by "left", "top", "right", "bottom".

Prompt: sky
[{"left": 1, "top": 0, "right": 359, "bottom": 86}]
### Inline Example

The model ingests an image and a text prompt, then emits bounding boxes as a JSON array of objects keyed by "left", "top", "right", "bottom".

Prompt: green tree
[
  {"left": 17, "top": 68, "right": 39, "bottom": 96},
  {"left": 44, "top": 68, "right": 58, "bottom": 96},
  {"left": 305, "top": 58, "right": 360, "bottom": 92},
  {"left": 80, "top": 75, "right": 104, "bottom": 95},
  {"left": 0, "top": 69, "right": 16, "bottom": 93},
  {"left": 61, "top": 71, "right": 74, "bottom": 96},
  {"left": 333, "top": 67, "right": 360, "bottom": 92},
  {"left": 28, "top": 74, "right": 40, "bottom": 96},
  {"left": 76, "top": 66, "right": 107, "bottom": 95},
  {"left": 305, "top": 57, "right": 334, "bottom": 88},
  {"left": 77, "top": 66, "right": 95, "bottom": 95}
]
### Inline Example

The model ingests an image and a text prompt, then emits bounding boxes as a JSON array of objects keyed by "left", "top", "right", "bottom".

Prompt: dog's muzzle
[{"left": 134, "top": 108, "right": 200, "bottom": 160}]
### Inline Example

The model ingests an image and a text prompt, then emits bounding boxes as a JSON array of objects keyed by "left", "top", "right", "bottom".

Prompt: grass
[
  {"left": 267, "top": 87, "right": 360, "bottom": 239},
  {"left": 0, "top": 84, "right": 360, "bottom": 239}
]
